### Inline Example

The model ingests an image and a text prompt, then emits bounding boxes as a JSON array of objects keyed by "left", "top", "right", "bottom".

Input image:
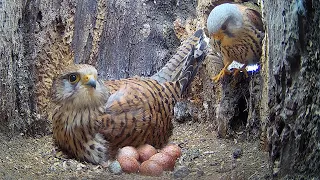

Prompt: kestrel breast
[{"left": 220, "top": 29, "right": 262, "bottom": 65}]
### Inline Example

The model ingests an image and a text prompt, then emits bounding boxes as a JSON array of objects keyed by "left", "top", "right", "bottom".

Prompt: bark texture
[
  {"left": 261, "top": 0, "right": 319, "bottom": 178},
  {"left": 95, "top": 0, "right": 197, "bottom": 79},
  {"left": 0, "top": 0, "right": 77, "bottom": 137},
  {"left": 0, "top": 0, "right": 45, "bottom": 137}
]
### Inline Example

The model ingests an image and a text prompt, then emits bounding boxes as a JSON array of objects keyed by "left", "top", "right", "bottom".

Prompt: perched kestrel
[
  {"left": 206, "top": 3, "right": 264, "bottom": 82},
  {"left": 51, "top": 30, "right": 206, "bottom": 164}
]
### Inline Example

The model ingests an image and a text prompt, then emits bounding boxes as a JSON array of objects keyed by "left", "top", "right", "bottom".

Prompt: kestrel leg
[
  {"left": 233, "top": 65, "right": 249, "bottom": 78},
  {"left": 212, "top": 60, "right": 232, "bottom": 83}
]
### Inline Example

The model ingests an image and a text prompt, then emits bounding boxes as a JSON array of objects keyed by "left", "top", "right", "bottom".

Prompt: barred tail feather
[
  {"left": 151, "top": 29, "right": 204, "bottom": 83},
  {"left": 178, "top": 37, "right": 207, "bottom": 94}
]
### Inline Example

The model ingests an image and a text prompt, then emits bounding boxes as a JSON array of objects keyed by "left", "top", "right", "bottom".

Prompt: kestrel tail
[
  {"left": 51, "top": 31, "right": 207, "bottom": 165},
  {"left": 206, "top": 3, "right": 264, "bottom": 82},
  {"left": 151, "top": 29, "right": 205, "bottom": 83}
]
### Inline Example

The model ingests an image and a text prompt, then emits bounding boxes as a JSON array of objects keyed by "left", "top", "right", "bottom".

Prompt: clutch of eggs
[{"left": 116, "top": 143, "right": 182, "bottom": 176}]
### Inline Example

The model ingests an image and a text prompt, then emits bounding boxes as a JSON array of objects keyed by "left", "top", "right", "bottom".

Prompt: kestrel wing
[
  {"left": 244, "top": 8, "right": 264, "bottom": 32},
  {"left": 99, "top": 78, "right": 174, "bottom": 155},
  {"left": 151, "top": 29, "right": 204, "bottom": 83},
  {"left": 104, "top": 76, "right": 140, "bottom": 93}
]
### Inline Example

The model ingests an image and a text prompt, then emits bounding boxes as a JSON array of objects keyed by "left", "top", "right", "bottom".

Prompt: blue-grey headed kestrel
[
  {"left": 206, "top": 3, "right": 264, "bottom": 82},
  {"left": 50, "top": 29, "right": 206, "bottom": 165}
]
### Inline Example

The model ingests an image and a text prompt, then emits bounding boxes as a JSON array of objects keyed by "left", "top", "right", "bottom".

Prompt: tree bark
[
  {"left": 0, "top": 0, "right": 79, "bottom": 137},
  {"left": 0, "top": 0, "right": 41, "bottom": 137},
  {"left": 261, "top": 0, "right": 319, "bottom": 178}
]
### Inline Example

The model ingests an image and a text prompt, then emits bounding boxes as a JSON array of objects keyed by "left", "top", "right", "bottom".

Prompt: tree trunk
[
  {"left": 0, "top": 0, "right": 44, "bottom": 137},
  {"left": 261, "top": 0, "right": 319, "bottom": 178}
]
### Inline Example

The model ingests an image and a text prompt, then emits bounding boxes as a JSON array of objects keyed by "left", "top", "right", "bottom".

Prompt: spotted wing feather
[
  {"left": 100, "top": 78, "right": 180, "bottom": 156},
  {"left": 243, "top": 8, "right": 264, "bottom": 32}
]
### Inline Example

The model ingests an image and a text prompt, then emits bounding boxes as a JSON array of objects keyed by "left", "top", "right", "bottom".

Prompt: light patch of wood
[
  {"left": 35, "top": 3, "right": 76, "bottom": 119},
  {"left": 88, "top": 0, "right": 107, "bottom": 66}
]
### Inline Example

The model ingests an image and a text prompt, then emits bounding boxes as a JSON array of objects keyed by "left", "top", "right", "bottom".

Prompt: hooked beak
[{"left": 82, "top": 74, "right": 97, "bottom": 89}]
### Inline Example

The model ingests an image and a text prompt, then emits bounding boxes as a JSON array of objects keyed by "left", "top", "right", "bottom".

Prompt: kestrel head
[
  {"left": 51, "top": 64, "right": 108, "bottom": 107},
  {"left": 207, "top": 3, "right": 243, "bottom": 41}
]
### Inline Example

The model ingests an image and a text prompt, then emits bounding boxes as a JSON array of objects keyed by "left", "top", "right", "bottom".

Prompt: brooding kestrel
[
  {"left": 51, "top": 30, "right": 206, "bottom": 165},
  {"left": 206, "top": 3, "right": 264, "bottom": 82}
]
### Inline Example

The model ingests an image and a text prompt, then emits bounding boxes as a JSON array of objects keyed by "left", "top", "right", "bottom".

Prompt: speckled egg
[
  {"left": 118, "top": 156, "right": 140, "bottom": 173},
  {"left": 160, "top": 144, "right": 182, "bottom": 160},
  {"left": 117, "top": 146, "right": 139, "bottom": 160},
  {"left": 149, "top": 152, "right": 176, "bottom": 171},
  {"left": 139, "top": 160, "right": 164, "bottom": 176},
  {"left": 137, "top": 144, "right": 157, "bottom": 162}
]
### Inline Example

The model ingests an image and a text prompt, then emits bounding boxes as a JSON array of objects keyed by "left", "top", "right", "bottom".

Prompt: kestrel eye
[{"left": 69, "top": 74, "right": 79, "bottom": 83}]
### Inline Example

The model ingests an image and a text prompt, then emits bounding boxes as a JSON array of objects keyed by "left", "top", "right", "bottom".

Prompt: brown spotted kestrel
[{"left": 50, "top": 29, "right": 206, "bottom": 165}]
